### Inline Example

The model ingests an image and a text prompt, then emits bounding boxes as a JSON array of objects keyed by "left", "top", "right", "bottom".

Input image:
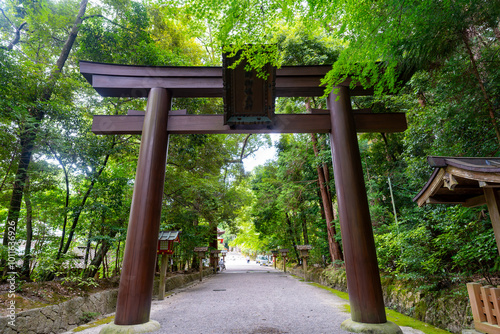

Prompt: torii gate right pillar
[{"left": 328, "top": 86, "right": 402, "bottom": 334}]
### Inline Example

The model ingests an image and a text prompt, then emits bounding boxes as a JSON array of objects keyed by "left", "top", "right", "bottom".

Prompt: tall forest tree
[{"left": 0, "top": 0, "right": 90, "bottom": 272}]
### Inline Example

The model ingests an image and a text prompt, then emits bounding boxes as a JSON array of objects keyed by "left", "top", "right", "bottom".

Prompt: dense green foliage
[{"left": 0, "top": 0, "right": 499, "bottom": 292}]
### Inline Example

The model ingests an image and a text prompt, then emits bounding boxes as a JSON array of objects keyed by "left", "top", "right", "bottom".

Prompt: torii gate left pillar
[{"left": 101, "top": 88, "right": 171, "bottom": 333}]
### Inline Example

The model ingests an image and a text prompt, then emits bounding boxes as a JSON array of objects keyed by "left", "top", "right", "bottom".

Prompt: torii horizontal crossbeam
[
  {"left": 80, "top": 61, "right": 373, "bottom": 98},
  {"left": 92, "top": 112, "right": 407, "bottom": 135}
]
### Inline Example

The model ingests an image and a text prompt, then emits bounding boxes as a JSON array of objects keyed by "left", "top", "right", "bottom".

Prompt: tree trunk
[
  {"left": 0, "top": 148, "right": 18, "bottom": 194},
  {"left": 114, "top": 238, "right": 121, "bottom": 276},
  {"left": 3, "top": 123, "right": 40, "bottom": 247},
  {"left": 84, "top": 224, "right": 93, "bottom": 268},
  {"left": 47, "top": 144, "right": 71, "bottom": 260},
  {"left": 311, "top": 132, "right": 344, "bottom": 263},
  {"left": 103, "top": 254, "right": 108, "bottom": 278},
  {"left": 380, "top": 133, "right": 396, "bottom": 162},
  {"left": 301, "top": 214, "right": 309, "bottom": 245},
  {"left": 494, "top": 26, "right": 500, "bottom": 42},
  {"left": 61, "top": 138, "right": 115, "bottom": 255},
  {"left": 2, "top": 0, "right": 89, "bottom": 254},
  {"left": 192, "top": 253, "right": 199, "bottom": 270},
  {"left": 209, "top": 222, "right": 218, "bottom": 269},
  {"left": 285, "top": 213, "right": 300, "bottom": 263},
  {"left": 22, "top": 177, "right": 33, "bottom": 279},
  {"left": 317, "top": 134, "right": 334, "bottom": 204},
  {"left": 83, "top": 229, "right": 117, "bottom": 279},
  {"left": 306, "top": 100, "right": 343, "bottom": 264},
  {"left": 462, "top": 31, "right": 500, "bottom": 147}
]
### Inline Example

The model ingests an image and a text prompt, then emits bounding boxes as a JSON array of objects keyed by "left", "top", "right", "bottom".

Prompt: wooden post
[
  {"left": 283, "top": 256, "right": 287, "bottom": 273},
  {"left": 199, "top": 257, "right": 203, "bottom": 282},
  {"left": 302, "top": 256, "right": 307, "bottom": 281},
  {"left": 483, "top": 188, "right": 500, "bottom": 255},
  {"left": 158, "top": 254, "right": 168, "bottom": 300},
  {"left": 328, "top": 87, "right": 387, "bottom": 324},
  {"left": 481, "top": 286, "right": 496, "bottom": 324},
  {"left": 114, "top": 88, "right": 171, "bottom": 326},
  {"left": 212, "top": 253, "right": 217, "bottom": 274},
  {"left": 467, "top": 283, "right": 487, "bottom": 323}
]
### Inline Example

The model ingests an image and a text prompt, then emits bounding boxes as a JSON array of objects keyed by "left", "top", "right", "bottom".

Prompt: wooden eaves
[
  {"left": 158, "top": 230, "right": 180, "bottom": 242},
  {"left": 414, "top": 156, "right": 500, "bottom": 255},
  {"left": 413, "top": 156, "right": 500, "bottom": 208}
]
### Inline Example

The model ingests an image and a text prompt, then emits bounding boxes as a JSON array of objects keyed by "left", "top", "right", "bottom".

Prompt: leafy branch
[{"left": 0, "top": 8, "right": 27, "bottom": 51}]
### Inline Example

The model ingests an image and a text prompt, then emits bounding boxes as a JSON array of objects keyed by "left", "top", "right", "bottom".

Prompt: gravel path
[
  {"left": 66, "top": 253, "right": 424, "bottom": 334},
  {"left": 152, "top": 264, "right": 351, "bottom": 333}
]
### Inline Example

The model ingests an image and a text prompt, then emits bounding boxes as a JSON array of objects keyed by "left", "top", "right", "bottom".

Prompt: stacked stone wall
[{"left": 0, "top": 270, "right": 213, "bottom": 334}]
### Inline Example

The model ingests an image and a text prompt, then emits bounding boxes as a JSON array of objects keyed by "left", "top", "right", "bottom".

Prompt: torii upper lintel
[{"left": 79, "top": 60, "right": 373, "bottom": 98}]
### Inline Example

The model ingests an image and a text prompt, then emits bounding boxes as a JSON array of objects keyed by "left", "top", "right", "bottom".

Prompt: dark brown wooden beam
[
  {"left": 426, "top": 198, "right": 466, "bottom": 205},
  {"left": 91, "top": 113, "right": 407, "bottom": 135},
  {"left": 88, "top": 75, "right": 354, "bottom": 98},
  {"left": 311, "top": 108, "right": 373, "bottom": 114},
  {"left": 479, "top": 181, "right": 500, "bottom": 188},
  {"left": 464, "top": 195, "right": 487, "bottom": 207},
  {"left": 127, "top": 109, "right": 187, "bottom": 116},
  {"left": 80, "top": 61, "right": 374, "bottom": 98},
  {"left": 80, "top": 61, "right": 334, "bottom": 80},
  {"left": 114, "top": 88, "right": 171, "bottom": 326},
  {"left": 328, "top": 86, "right": 387, "bottom": 324},
  {"left": 354, "top": 113, "right": 407, "bottom": 132},
  {"left": 80, "top": 61, "right": 221, "bottom": 80}
]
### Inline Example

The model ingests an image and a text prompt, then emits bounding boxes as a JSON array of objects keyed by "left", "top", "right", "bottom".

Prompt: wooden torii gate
[{"left": 80, "top": 60, "right": 406, "bottom": 334}]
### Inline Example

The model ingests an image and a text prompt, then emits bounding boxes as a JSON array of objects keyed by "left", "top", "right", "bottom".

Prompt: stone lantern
[
  {"left": 194, "top": 247, "right": 208, "bottom": 281},
  {"left": 271, "top": 250, "right": 279, "bottom": 269},
  {"left": 157, "top": 231, "right": 180, "bottom": 300},
  {"left": 211, "top": 249, "right": 221, "bottom": 273},
  {"left": 221, "top": 250, "right": 227, "bottom": 266},
  {"left": 279, "top": 248, "right": 289, "bottom": 273},
  {"left": 296, "top": 245, "right": 312, "bottom": 281}
]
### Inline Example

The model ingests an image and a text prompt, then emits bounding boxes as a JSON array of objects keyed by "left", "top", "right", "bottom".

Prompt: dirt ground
[{"left": 0, "top": 277, "right": 120, "bottom": 316}]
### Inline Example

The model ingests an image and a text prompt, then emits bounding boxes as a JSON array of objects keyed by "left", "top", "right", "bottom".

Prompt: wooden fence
[{"left": 468, "top": 283, "right": 500, "bottom": 334}]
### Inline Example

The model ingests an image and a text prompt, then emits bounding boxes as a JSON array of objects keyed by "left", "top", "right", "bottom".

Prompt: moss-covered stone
[
  {"left": 341, "top": 319, "right": 403, "bottom": 334},
  {"left": 99, "top": 320, "right": 160, "bottom": 334}
]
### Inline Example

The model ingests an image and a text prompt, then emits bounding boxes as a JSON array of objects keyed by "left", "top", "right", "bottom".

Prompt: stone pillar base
[
  {"left": 341, "top": 319, "right": 403, "bottom": 334},
  {"left": 100, "top": 320, "right": 160, "bottom": 334}
]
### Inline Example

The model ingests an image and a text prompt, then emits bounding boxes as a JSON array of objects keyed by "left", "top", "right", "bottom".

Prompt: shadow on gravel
[{"left": 249, "top": 326, "right": 287, "bottom": 334}]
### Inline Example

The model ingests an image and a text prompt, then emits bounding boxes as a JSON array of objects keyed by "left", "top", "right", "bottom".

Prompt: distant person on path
[
  {"left": 219, "top": 258, "right": 225, "bottom": 271},
  {"left": 246, "top": 256, "right": 250, "bottom": 263}
]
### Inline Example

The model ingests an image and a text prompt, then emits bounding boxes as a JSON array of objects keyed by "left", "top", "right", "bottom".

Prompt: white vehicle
[{"left": 255, "top": 255, "right": 269, "bottom": 266}]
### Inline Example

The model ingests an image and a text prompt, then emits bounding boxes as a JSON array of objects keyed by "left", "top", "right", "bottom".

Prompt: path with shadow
[
  {"left": 150, "top": 260, "right": 350, "bottom": 333},
  {"left": 65, "top": 253, "right": 425, "bottom": 334}
]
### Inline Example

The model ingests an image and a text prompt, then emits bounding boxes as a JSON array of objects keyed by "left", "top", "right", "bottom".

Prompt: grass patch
[
  {"left": 291, "top": 274, "right": 305, "bottom": 282},
  {"left": 342, "top": 304, "right": 351, "bottom": 313},
  {"left": 309, "top": 282, "right": 451, "bottom": 334},
  {"left": 308, "top": 282, "right": 350, "bottom": 300},
  {"left": 385, "top": 309, "right": 451, "bottom": 334}
]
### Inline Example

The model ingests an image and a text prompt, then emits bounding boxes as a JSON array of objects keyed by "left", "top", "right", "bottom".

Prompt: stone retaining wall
[
  {"left": 0, "top": 270, "right": 213, "bottom": 334},
  {"left": 153, "top": 269, "right": 213, "bottom": 296},
  {"left": 0, "top": 289, "right": 119, "bottom": 334}
]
